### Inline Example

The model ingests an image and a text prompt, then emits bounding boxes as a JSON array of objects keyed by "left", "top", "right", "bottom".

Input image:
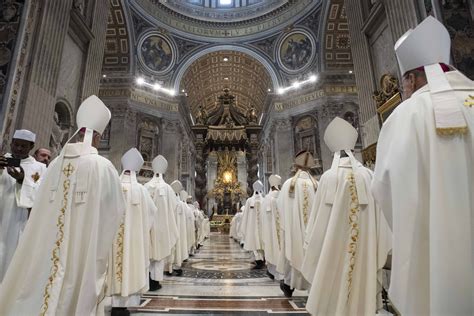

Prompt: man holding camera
[{"left": 0, "top": 129, "right": 47, "bottom": 283}]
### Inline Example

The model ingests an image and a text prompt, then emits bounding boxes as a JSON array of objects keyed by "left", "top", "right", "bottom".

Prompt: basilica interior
[{"left": 0, "top": 0, "right": 473, "bottom": 315}]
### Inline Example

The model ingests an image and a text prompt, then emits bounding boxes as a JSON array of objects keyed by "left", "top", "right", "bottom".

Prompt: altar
[
  {"left": 209, "top": 214, "right": 233, "bottom": 234},
  {"left": 191, "top": 88, "right": 262, "bottom": 213}
]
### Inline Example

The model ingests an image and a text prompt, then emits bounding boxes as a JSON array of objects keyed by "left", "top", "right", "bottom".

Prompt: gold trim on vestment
[
  {"left": 302, "top": 183, "right": 309, "bottom": 226},
  {"left": 115, "top": 221, "right": 125, "bottom": 283},
  {"left": 40, "top": 163, "right": 74, "bottom": 316},
  {"left": 436, "top": 126, "right": 468, "bottom": 136},
  {"left": 346, "top": 172, "right": 360, "bottom": 302}
]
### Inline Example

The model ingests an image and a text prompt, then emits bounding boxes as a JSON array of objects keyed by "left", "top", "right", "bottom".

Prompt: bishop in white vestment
[
  {"left": 0, "top": 95, "right": 125, "bottom": 315},
  {"left": 145, "top": 155, "right": 179, "bottom": 289},
  {"left": 261, "top": 175, "right": 282, "bottom": 279},
  {"left": 241, "top": 181, "right": 265, "bottom": 268},
  {"left": 107, "top": 148, "right": 157, "bottom": 309},
  {"left": 276, "top": 151, "right": 318, "bottom": 296},
  {"left": 182, "top": 191, "right": 197, "bottom": 255},
  {"left": 167, "top": 180, "right": 189, "bottom": 275},
  {"left": 372, "top": 17, "right": 474, "bottom": 315},
  {"left": 0, "top": 129, "right": 46, "bottom": 282},
  {"left": 302, "top": 118, "right": 392, "bottom": 316}
]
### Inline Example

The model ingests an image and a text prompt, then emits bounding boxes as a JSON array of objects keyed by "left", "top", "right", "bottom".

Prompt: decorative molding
[{"left": 129, "top": 0, "right": 321, "bottom": 42}]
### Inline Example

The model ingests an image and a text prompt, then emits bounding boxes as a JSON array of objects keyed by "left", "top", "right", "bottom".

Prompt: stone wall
[
  {"left": 0, "top": 0, "right": 109, "bottom": 153},
  {"left": 344, "top": 0, "right": 419, "bottom": 148}
]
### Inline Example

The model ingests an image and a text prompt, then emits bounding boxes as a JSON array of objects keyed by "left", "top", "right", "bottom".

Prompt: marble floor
[{"left": 132, "top": 233, "right": 309, "bottom": 315}]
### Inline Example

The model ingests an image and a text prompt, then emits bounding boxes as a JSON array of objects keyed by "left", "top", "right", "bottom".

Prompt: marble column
[
  {"left": 246, "top": 134, "right": 259, "bottom": 196},
  {"left": 381, "top": 0, "right": 419, "bottom": 45},
  {"left": 344, "top": 0, "right": 378, "bottom": 147},
  {"left": 273, "top": 118, "right": 293, "bottom": 181},
  {"left": 81, "top": 0, "right": 109, "bottom": 99},
  {"left": 194, "top": 135, "right": 208, "bottom": 211}
]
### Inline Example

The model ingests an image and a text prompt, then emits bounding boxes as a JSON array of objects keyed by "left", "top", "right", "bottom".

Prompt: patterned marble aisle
[{"left": 132, "top": 233, "right": 309, "bottom": 315}]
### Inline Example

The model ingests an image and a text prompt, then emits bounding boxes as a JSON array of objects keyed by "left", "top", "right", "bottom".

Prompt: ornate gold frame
[{"left": 377, "top": 93, "right": 402, "bottom": 123}]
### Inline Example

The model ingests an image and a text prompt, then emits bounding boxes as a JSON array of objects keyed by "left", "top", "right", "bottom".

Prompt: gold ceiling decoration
[{"left": 181, "top": 51, "right": 272, "bottom": 120}]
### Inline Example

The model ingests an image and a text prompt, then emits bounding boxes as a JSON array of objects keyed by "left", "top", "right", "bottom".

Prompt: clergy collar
[
  {"left": 412, "top": 70, "right": 473, "bottom": 98},
  {"left": 63, "top": 143, "right": 98, "bottom": 157},
  {"left": 121, "top": 174, "right": 132, "bottom": 183}
]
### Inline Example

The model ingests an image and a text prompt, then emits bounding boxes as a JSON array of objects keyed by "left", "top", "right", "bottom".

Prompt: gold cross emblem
[
  {"left": 31, "top": 172, "right": 40, "bottom": 183},
  {"left": 464, "top": 95, "right": 474, "bottom": 108},
  {"left": 62, "top": 163, "right": 75, "bottom": 177}
]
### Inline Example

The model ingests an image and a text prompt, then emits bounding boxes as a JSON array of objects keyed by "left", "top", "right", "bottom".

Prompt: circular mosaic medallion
[
  {"left": 138, "top": 32, "right": 175, "bottom": 74},
  {"left": 276, "top": 29, "right": 316, "bottom": 74},
  {"left": 191, "top": 261, "right": 254, "bottom": 272}
]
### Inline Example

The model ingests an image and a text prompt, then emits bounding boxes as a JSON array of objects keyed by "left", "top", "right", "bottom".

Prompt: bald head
[{"left": 34, "top": 148, "right": 52, "bottom": 166}]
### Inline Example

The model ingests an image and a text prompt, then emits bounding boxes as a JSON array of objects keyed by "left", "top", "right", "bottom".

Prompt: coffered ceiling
[{"left": 181, "top": 51, "right": 272, "bottom": 119}]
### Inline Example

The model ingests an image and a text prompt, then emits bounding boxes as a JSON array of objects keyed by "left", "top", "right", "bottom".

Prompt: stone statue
[
  {"left": 49, "top": 112, "right": 68, "bottom": 157},
  {"left": 73, "top": 0, "right": 85, "bottom": 14},
  {"left": 196, "top": 105, "right": 208, "bottom": 125},
  {"left": 246, "top": 106, "right": 258, "bottom": 124}
]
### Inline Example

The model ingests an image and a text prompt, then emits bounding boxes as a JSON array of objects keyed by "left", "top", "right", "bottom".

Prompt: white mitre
[
  {"left": 324, "top": 117, "right": 358, "bottom": 153},
  {"left": 324, "top": 117, "right": 367, "bottom": 205},
  {"left": 179, "top": 190, "right": 188, "bottom": 203},
  {"left": 121, "top": 148, "right": 144, "bottom": 204},
  {"left": 152, "top": 155, "right": 168, "bottom": 175},
  {"left": 395, "top": 16, "right": 467, "bottom": 135},
  {"left": 252, "top": 180, "right": 264, "bottom": 195},
  {"left": 193, "top": 201, "right": 200, "bottom": 209},
  {"left": 13, "top": 129, "right": 36, "bottom": 143},
  {"left": 121, "top": 148, "right": 144, "bottom": 173},
  {"left": 76, "top": 95, "right": 111, "bottom": 144},
  {"left": 170, "top": 180, "right": 183, "bottom": 194},
  {"left": 268, "top": 174, "right": 282, "bottom": 189}
]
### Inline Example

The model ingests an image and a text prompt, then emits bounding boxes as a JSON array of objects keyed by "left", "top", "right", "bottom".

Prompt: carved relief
[
  {"left": 50, "top": 102, "right": 73, "bottom": 156},
  {"left": 137, "top": 118, "right": 159, "bottom": 162}
]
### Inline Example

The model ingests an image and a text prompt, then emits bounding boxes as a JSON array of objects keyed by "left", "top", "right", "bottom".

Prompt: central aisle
[{"left": 132, "top": 233, "right": 309, "bottom": 315}]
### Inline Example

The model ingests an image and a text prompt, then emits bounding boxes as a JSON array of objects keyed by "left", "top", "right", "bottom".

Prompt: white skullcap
[{"left": 13, "top": 129, "right": 36, "bottom": 143}]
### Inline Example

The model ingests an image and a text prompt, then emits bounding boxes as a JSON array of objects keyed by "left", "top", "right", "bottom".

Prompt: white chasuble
[
  {"left": 302, "top": 158, "right": 391, "bottom": 316},
  {"left": 276, "top": 171, "right": 317, "bottom": 289},
  {"left": 145, "top": 176, "right": 179, "bottom": 262},
  {"left": 184, "top": 203, "right": 196, "bottom": 253},
  {"left": 0, "top": 143, "right": 125, "bottom": 315},
  {"left": 0, "top": 155, "right": 46, "bottom": 282},
  {"left": 261, "top": 190, "right": 281, "bottom": 266},
  {"left": 372, "top": 70, "right": 474, "bottom": 316},
  {"left": 241, "top": 193, "right": 264, "bottom": 252},
  {"left": 107, "top": 174, "right": 157, "bottom": 304},
  {"left": 173, "top": 198, "right": 189, "bottom": 266}
]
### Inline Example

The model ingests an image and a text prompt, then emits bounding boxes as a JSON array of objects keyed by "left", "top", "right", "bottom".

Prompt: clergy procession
[{"left": 0, "top": 15, "right": 473, "bottom": 316}]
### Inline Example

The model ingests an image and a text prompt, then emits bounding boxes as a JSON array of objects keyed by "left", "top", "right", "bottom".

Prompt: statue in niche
[
  {"left": 195, "top": 105, "right": 208, "bottom": 125},
  {"left": 225, "top": 116, "right": 234, "bottom": 128},
  {"left": 49, "top": 112, "right": 69, "bottom": 157},
  {"left": 73, "top": 0, "right": 85, "bottom": 15},
  {"left": 246, "top": 106, "right": 258, "bottom": 124}
]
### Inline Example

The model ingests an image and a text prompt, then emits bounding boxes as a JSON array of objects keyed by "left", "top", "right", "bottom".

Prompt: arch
[{"left": 172, "top": 44, "right": 282, "bottom": 92}]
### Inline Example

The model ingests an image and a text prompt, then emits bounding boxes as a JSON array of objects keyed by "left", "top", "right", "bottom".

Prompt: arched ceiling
[
  {"left": 161, "top": 0, "right": 288, "bottom": 23},
  {"left": 181, "top": 51, "right": 272, "bottom": 119}
]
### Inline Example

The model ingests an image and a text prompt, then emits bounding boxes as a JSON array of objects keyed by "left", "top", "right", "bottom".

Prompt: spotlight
[
  {"left": 102, "top": 74, "right": 107, "bottom": 78},
  {"left": 153, "top": 83, "right": 161, "bottom": 90},
  {"left": 309, "top": 75, "right": 317, "bottom": 82},
  {"left": 292, "top": 82, "right": 301, "bottom": 89},
  {"left": 349, "top": 70, "right": 353, "bottom": 74},
  {"left": 224, "top": 77, "right": 229, "bottom": 80},
  {"left": 168, "top": 90, "right": 176, "bottom": 96},
  {"left": 277, "top": 88, "right": 285, "bottom": 94},
  {"left": 267, "top": 88, "right": 271, "bottom": 92},
  {"left": 181, "top": 89, "right": 185, "bottom": 93},
  {"left": 136, "top": 77, "right": 145, "bottom": 85},
  {"left": 223, "top": 57, "right": 229, "bottom": 62}
]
